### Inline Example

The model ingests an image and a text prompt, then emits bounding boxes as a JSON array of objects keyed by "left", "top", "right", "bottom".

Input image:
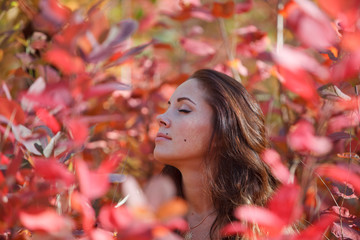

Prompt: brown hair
[{"left": 162, "top": 69, "right": 278, "bottom": 239}]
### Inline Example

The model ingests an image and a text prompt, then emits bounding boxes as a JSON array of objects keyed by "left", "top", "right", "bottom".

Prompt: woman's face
[{"left": 154, "top": 78, "right": 214, "bottom": 167}]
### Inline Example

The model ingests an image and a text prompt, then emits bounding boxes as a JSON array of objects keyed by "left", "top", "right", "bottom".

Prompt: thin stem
[
  {"left": 276, "top": 0, "right": 284, "bottom": 53},
  {"left": 218, "top": 18, "right": 241, "bottom": 82}
]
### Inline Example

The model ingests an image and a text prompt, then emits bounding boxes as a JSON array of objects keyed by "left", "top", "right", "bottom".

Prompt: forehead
[{"left": 170, "top": 78, "right": 207, "bottom": 101}]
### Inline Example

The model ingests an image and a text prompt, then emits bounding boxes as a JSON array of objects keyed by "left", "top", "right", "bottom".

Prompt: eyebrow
[{"left": 168, "top": 97, "right": 196, "bottom": 105}]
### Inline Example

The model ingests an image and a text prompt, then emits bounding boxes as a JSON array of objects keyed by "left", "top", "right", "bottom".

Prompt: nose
[{"left": 156, "top": 113, "right": 170, "bottom": 127}]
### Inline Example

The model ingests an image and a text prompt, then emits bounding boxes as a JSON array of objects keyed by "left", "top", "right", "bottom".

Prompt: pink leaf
[
  {"left": 332, "top": 182, "right": 358, "bottom": 199},
  {"left": 261, "top": 149, "right": 291, "bottom": 184},
  {"left": 288, "top": 120, "right": 332, "bottom": 156},
  {"left": 90, "top": 228, "right": 114, "bottom": 240},
  {"left": 331, "top": 222, "right": 360, "bottom": 240},
  {"left": 282, "top": 0, "right": 338, "bottom": 50},
  {"left": 71, "top": 191, "right": 96, "bottom": 232},
  {"left": 235, "top": 206, "right": 285, "bottom": 236},
  {"left": 76, "top": 159, "right": 110, "bottom": 199},
  {"left": 84, "top": 82, "right": 131, "bottom": 99},
  {"left": 273, "top": 46, "right": 329, "bottom": 79},
  {"left": 180, "top": 37, "right": 215, "bottom": 56},
  {"left": 144, "top": 176, "right": 176, "bottom": 211},
  {"left": 34, "top": 157, "right": 74, "bottom": 187},
  {"left": 330, "top": 50, "right": 360, "bottom": 83},
  {"left": 19, "top": 208, "right": 73, "bottom": 233},
  {"left": 327, "top": 112, "right": 360, "bottom": 133},
  {"left": 98, "top": 205, "right": 133, "bottom": 232},
  {"left": 235, "top": 0, "right": 252, "bottom": 14}
]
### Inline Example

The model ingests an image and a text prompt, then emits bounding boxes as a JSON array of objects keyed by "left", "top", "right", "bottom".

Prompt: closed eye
[{"left": 179, "top": 109, "right": 191, "bottom": 113}]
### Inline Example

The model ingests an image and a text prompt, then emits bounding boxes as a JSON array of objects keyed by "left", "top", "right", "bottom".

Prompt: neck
[{"left": 179, "top": 164, "right": 214, "bottom": 215}]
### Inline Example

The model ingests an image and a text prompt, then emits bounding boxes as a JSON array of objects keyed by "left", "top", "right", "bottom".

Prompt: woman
[{"left": 154, "top": 69, "right": 278, "bottom": 240}]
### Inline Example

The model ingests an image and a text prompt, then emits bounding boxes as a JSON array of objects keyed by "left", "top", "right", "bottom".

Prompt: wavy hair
[{"left": 162, "top": 69, "right": 278, "bottom": 239}]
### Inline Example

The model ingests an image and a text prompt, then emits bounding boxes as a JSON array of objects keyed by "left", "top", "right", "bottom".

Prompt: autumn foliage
[{"left": 0, "top": 0, "right": 360, "bottom": 239}]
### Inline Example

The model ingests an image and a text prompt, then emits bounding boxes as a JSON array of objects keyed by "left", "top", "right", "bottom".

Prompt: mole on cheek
[{"left": 184, "top": 139, "right": 187, "bottom": 142}]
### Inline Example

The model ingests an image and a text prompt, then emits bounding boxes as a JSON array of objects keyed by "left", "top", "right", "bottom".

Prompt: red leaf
[
  {"left": 221, "top": 222, "right": 247, "bottom": 237},
  {"left": 39, "top": 0, "right": 71, "bottom": 27},
  {"left": 34, "top": 157, "right": 75, "bottom": 187},
  {"left": 236, "top": 25, "right": 267, "bottom": 43},
  {"left": 315, "top": 164, "right": 360, "bottom": 194},
  {"left": 98, "top": 150, "right": 125, "bottom": 174},
  {"left": 341, "top": 31, "right": 360, "bottom": 52},
  {"left": 19, "top": 208, "right": 72, "bottom": 233},
  {"left": 76, "top": 159, "right": 110, "bottom": 199},
  {"left": 318, "top": 0, "right": 360, "bottom": 30},
  {"left": 53, "top": 22, "right": 89, "bottom": 49},
  {"left": 212, "top": 1, "right": 235, "bottom": 18},
  {"left": 277, "top": 66, "right": 319, "bottom": 103},
  {"left": 268, "top": 184, "right": 302, "bottom": 225},
  {"left": 293, "top": 214, "right": 337, "bottom": 240},
  {"left": 71, "top": 191, "right": 96, "bottom": 232},
  {"left": 36, "top": 108, "right": 60, "bottom": 133},
  {"left": 66, "top": 118, "right": 88, "bottom": 146},
  {"left": 261, "top": 149, "right": 291, "bottom": 184},
  {"left": 44, "top": 48, "right": 85, "bottom": 75},
  {"left": 235, "top": 206, "right": 285, "bottom": 236},
  {"left": 288, "top": 120, "right": 332, "bottom": 155},
  {"left": 282, "top": 0, "right": 338, "bottom": 50},
  {"left": 180, "top": 37, "right": 215, "bottom": 56},
  {"left": 0, "top": 153, "right": 10, "bottom": 165},
  {"left": 0, "top": 97, "right": 26, "bottom": 125},
  {"left": 105, "top": 40, "right": 154, "bottom": 68}
]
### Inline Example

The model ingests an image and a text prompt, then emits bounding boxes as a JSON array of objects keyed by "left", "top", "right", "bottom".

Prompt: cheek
[{"left": 180, "top": 119, "right": 212, "bottom": 150}]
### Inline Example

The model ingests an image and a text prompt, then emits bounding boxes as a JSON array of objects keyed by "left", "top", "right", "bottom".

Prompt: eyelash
[{"left": 179, "top": 109, "right": 191, "bottom": 113}]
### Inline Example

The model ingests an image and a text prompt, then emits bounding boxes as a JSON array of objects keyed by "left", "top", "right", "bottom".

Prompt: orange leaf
[
  {"left": 44, "top": 48, "right": 85, "bottom": 75},
  {"left": 156, "top": 198, "right": 188, "bottom": 221},
  {"left": 212, "top": 1, "right": 235, "bottom": 18},
  {"left": 0, "top": 97, "right": 26, "bottom": 125}
]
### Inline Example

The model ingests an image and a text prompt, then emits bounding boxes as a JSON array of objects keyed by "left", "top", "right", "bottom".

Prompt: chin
[{"left": 153, "top": 148, "right": 174, "bottom": 165}]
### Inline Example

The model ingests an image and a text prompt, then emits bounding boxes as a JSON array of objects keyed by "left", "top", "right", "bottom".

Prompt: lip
[{"left": 155, "top": 132, "right": 172, "bottom": 141}]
